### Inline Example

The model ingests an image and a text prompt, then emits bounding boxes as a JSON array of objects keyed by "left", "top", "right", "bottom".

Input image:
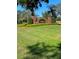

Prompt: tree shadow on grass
[{"left": 24, "top": 42, "right": 61, "bottom": 59}]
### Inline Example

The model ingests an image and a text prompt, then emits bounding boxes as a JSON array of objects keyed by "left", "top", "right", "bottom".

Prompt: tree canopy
[
  {"left": 17, "top": 0, "right": 61, "bottom": 21},
  {"left": 17, "top": 0, "right": 49, "bottom": 15}
]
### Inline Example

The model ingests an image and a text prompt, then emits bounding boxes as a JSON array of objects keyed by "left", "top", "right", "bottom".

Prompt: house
[{"left": 31, "top": 16, "right": 53, "bottom": 24}]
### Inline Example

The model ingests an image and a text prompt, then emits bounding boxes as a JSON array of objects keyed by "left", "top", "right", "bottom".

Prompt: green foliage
[
  {"left": 27, "top": 17, "right": 33, "bottom": 24},
  {"left": 17, "top": 10, "right": 33, "bottom": 24},
  {"left": 17, "top": 20, "right": 23, "bottom": 24},
  {"left": 24, "top": 42, "right": 61, "bottom": 59},
  {"left": 56, "top": 3, "right": 61, "bottom": 15},
  {"left": 17, "top": 0, "right": 49, "bottom": 15},
  {"left": 42, "top": 4, "right": 59, "bottom": 23},
  {"left": 48, "top": 5, "right": 57, "bottom": 19},
  {"left": 17, "top": 23, "right": 51, "bottom": 27},
  {"left": 56, "top": 17, "right": 61, "bottom": 21},
  {"left": 18, "top": 0, "right": 28, "bottom": 3}
]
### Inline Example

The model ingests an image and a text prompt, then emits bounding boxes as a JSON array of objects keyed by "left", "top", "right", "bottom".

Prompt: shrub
[
  {"left": 27, "top": 17, "right": 33, "bottom": 24},
  {"left": 23, "top": 19, "right": 27, "bottom": 23},
  {"left": 56, "top": 17, "right": 61, "bottom": 21},
  {"left": 17, "top": 20, "right": 22, "bottom": 24}
]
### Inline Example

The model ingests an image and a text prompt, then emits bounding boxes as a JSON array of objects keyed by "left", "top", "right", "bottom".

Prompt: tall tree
[
  {"left": 17, "top": 0, "right": 49, "bottom": 16},
  {"left": 17, "top": 10, "right": 32, "bottom": 24},
  {"left": 48, "top": 4, "right": 58, "bottom": 22},
  {"left": 56, "top": 3, "right": 61, "bottom": 16},
  {"left": 17, "top": 11, "right": 23, "bottom": 24},
  {"left": 17, "top": 0, "right": 60, "bottom": 23},
  {"left": 48, "top": 5, "right": 57, "bottom": 18}
]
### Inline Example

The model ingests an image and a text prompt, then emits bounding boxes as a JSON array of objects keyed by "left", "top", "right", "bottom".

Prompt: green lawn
[{"left": 17, "top": 24, "right": 61, "bottom": 59}]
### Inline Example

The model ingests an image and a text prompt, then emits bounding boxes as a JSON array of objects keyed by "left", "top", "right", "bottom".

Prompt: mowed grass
[{"left": 17, "top": 24, "right": 61, "bottom": 59}]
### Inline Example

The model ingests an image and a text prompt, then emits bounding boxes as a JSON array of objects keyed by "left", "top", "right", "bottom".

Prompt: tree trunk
[
  {"left": 51, "top": 9, "right": 57, "bottom": 23},
  {"left": 31, "top": 11, "right": 37, "bottom": 24},
  {"left": 47, "top": 16, "right": 52, "bottom": 24},
  {"left": 31, "top": 16, "right": 36, "bottom": 24}
]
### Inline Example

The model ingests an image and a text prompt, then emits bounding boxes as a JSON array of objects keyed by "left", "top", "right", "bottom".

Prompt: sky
[{"left": 17, "top": 0, "right": 61, "bottom": 17}]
